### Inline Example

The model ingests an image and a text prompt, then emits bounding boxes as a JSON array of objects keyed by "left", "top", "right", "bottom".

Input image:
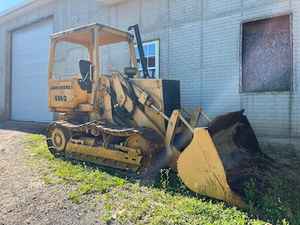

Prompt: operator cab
[{"left": 48, "top": 23, "right": 138, "bottom": 113}]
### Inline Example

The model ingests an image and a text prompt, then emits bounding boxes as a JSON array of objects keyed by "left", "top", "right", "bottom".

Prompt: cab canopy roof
[{"left": 51, "top": 23, "right": 132, "bottom": 47}]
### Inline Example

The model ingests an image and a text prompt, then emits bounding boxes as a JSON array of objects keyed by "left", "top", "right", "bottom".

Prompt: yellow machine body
[
  {"left": 49, "top": 79, "right": 91, "bottom": 112},
  {"left": 46, "top": 23, "right": 262, "bottom": 207},
  {"left": 177, "top": 128, "right": 244, "bottom": 207}
]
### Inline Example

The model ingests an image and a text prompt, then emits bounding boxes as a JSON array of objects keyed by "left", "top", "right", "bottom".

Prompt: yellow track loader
[{"left": 47, "top": 23, "right": 271, "bottom": 207}]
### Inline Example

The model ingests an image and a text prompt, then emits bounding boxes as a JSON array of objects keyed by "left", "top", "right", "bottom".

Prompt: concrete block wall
[
  {"left": 0, "top": 29, "right": 6, "bottom": 121},
  {"left": 201, "top": 13, "right": 242, "bottom": 116},
  {"left": 0, "top": 0, "right": 299, "bottom": 148},
  {"left": 168, "top": 21, "right": 201, "bottom": 109},
  {"left": 291, "top": 0, "right": 300, "bottom": 138}
]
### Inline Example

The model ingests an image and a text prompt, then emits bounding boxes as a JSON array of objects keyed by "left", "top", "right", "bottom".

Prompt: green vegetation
[
  {"left": 101, "top": 184, "right": 263, "bottom": 225},
  {"left": 24, "top": 134, "right": 299, "bottom": 225},
  {"left": 25, "top": 135, "right": 126, "bottom": 204},
  {"left": 244, "top": 177, "right": 300, "bottom": 225}
]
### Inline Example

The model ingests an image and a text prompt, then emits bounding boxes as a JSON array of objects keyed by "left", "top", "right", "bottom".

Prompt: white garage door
[{"left": 11, "top": 19, "right": 53, "bottom": 122}]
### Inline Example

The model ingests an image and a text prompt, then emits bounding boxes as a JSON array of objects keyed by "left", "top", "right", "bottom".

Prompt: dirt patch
[{"left": 0, "top": 127, "right": 102, "bottom": 225}]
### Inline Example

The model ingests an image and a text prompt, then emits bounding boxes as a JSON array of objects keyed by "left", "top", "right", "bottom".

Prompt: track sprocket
[{"left": 47, "top": 122, "right": 71, "bottom": 157}]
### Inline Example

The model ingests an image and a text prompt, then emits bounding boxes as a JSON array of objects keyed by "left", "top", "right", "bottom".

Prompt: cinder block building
[{"left": 0, "top": 0, "right": 299, "bottom": 151}]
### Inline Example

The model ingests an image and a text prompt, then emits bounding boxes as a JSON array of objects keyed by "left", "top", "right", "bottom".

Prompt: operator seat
[{"left": 78, "top": 60, "right": 93, "bottom": 93}]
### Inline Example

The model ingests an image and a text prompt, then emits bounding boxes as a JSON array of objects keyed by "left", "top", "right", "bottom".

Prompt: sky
[{"left": 0, "top": 0, "right": 25, "bottom": 13}]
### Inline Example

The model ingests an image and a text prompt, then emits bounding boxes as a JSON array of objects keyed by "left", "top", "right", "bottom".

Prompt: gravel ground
[{"left": 0, "top": 122, "right": 102, "bottom": 225}]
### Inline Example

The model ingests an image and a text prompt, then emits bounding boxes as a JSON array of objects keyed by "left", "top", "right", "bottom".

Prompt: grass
[
  {"left": 25, "top": 135, "right": 126, "bottom": 204},
  {"left": 244, "top": 177, "right": 300, "bottom": 225},
  {"left": 101, "top": 184, "right": 264, "bottom": 225},
  {"left": 24, "top": 134, "right": 299, "bottom": 225}
]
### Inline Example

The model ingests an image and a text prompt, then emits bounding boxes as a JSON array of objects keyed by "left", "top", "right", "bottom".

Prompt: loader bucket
[
  {"left": 177, "top": 128, "right": 245, "bottom": 207},
  {"left": 177, "top": 110, "right": 268, "bottom": 207}
]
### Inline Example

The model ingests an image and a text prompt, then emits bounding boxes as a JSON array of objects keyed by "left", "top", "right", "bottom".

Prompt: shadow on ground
[{"left": 0, "top": 121, "right": 48, "bottom": 135}]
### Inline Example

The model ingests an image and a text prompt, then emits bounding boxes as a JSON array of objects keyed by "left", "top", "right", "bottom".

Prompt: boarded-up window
[{"left": 242, "top": 15, "right": 292, "bottom": 92}]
